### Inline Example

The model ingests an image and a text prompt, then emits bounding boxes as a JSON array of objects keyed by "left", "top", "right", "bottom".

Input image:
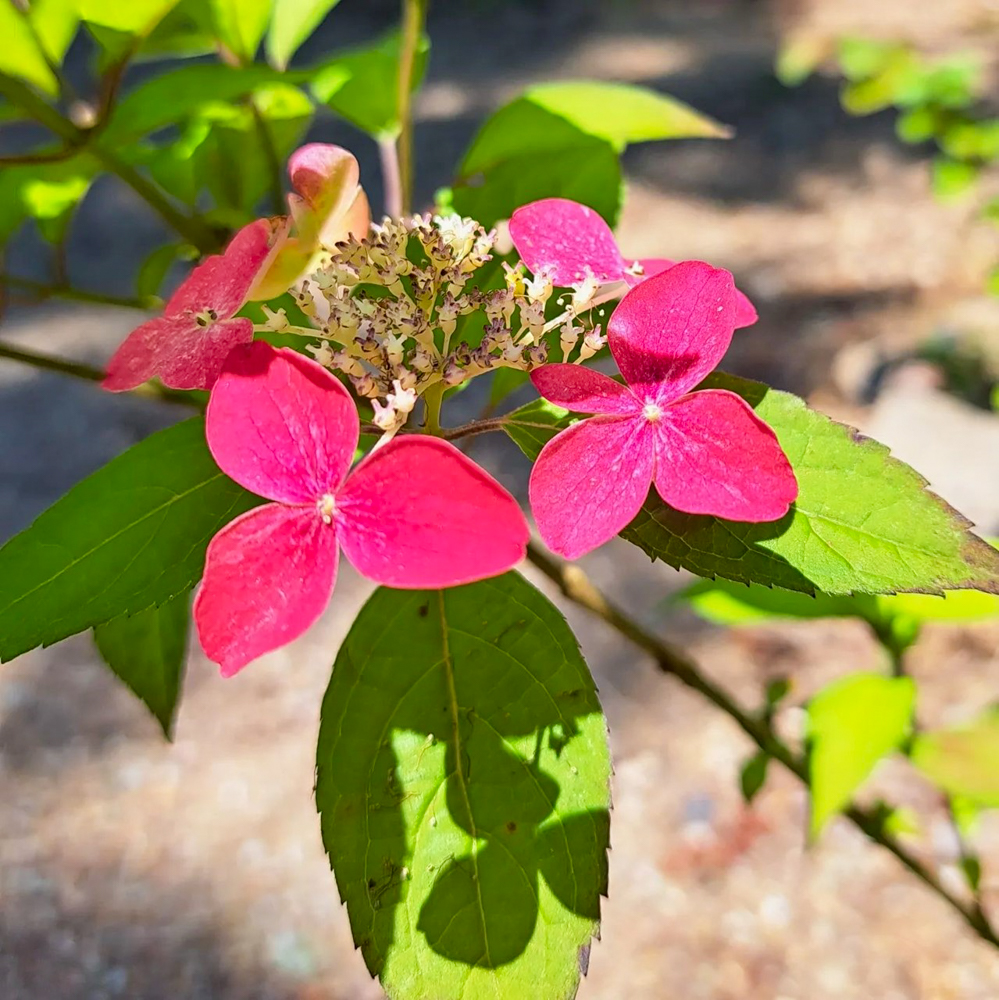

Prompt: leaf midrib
[{"left": 437, "top": 589, "right": 492, "bottom": 969}]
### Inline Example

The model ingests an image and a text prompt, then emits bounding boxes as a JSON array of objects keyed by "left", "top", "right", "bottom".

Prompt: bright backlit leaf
[
  {"left": 267, "top": 0, "right": 342, "bottom": 69},
  {"left": 912, "top": 711, "right": 999, "bottom": 807},
  {"left": 78, "top": 0, "right": 179, "bottom": 35},
  {"left": 93, "top": 592, "right": 190, "bottom": 739},
  {"left": 310, "top": 31, "right": 429, "bottom": 139},
  {"left": 0, "top": 1, "right": 59, "bottom": 95},
  {"left": 0, "top": 418, "right": 259, "bottom": 662},
  {"left": 317, "top": 574, "right": 610, "bottom": 1000},
  {"left": 209, "top": 0, "right": 273, "bottom": 64},
  {"left": 807, "top": 672, "right": 915, "bottom": 836}
]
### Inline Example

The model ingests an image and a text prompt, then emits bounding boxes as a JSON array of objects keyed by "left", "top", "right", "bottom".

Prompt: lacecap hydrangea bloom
[
  {"left": 195, "top": 342, "right": 529, "bottom": 675},
  {"left": 528, "top": 261, "right": 798, "bottom": 560}
]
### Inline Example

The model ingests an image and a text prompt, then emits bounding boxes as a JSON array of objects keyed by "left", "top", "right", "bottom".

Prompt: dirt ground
[{"left": 3, "top": 1, "right": 999, "bottom": 998}]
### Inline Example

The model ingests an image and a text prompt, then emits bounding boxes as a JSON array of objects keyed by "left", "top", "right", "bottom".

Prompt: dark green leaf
[
  {"left": 506, "top": 372, "right": 999, "bottom": 596},
  {"left": 136, "top": 242, "right": 193, "bottom": 299},
  {"left": 309, "top": 30, "right": 429, "bottom": 139},
  {"left": 267, "top": 0, "right": 342, "bottom": 69},
  {"left": 317, "top": 573, "right": 611, "bottom": 999},
  {"left": 807, "top": 672, "right": 915, "bottom": 836},
  {"left": 740, "top": 751, "right": 769, "bottom": 803},
  {"left": 93, "top": 591, "right": 189, "bottom": 739},
  {"left": 0, "top": 418, "right": 259, "bottom": 663}
]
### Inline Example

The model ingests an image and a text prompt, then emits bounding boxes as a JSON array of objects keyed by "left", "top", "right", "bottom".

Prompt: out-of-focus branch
[
  {"left": 525, "top": 540, "right": 999, "bottom": 951},
  {"left": 396, "top": 0, "right": 428, "bottom": 214}
]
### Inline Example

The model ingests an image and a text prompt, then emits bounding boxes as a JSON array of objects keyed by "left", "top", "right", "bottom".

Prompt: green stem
[
  {"left": 396, "top": 0, "right": 428, "bottom": 214},
  {"left": 0, "top": 339, "right": 199, "bottom": 408},
  {"left": 3, "top": 274, "right": 156, "bottom": 310},
  {"left": 526, "top": 541, "right": 999, "bottom": 951},
  {"left": 422, "top": 381, "right": 444, "bottom": 436}
]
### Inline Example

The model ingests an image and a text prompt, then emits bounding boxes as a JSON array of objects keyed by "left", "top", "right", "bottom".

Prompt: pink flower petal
[
  {"left": 529, "top": 416, "right": 654, "bottom": 560},
  {"left": 608, "top": 260, "right": 737, "bottom": 404},
  {"left": 509, "top": 198, "right": 627, "bottom": 286},
  {"left": 206, "top": 342, "right": 359, "bottom": 504},
  {"left": 628, "top": 258, "right": 758, "bottom": 329},
  {"left": 102, "top": 315, "right": 255, "bottom": 392},
  {"left": 337, "top": 438, "right": 528, "bottom": 588},
  {"left": 194, "top": 503, "right": 339, "bottom": 677},
  {"left": 168, "top": 218, "right": 282, "bottom": 318},
  {"left": 287, "top": 144, "right": 361, "bottom": 250},
  {"left": 530, "top": 363, "right": 640, "bottom": 415},
  {"left": 653, "top": 389, "right": 798, "bottom": 521},
  {"left": 102, "top": 315, "right": 184, "bottom": 392}
]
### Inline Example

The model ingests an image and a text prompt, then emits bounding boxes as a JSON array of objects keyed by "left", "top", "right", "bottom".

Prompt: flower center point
[
  {"left": 317, "top": 494, "right": 337, "bottom": 525},
  {"left": 642, "top": 402, "right": 663, "bottom": 423}
]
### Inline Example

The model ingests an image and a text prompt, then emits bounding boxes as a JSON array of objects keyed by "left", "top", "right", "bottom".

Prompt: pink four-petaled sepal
[
  {"left": 528, "top": 260, "right": 798, "bottom": 560},
  {"left": 508, "top": 197, "right": 758, "bottom": 328},
  {"left": 194, "top": 342, "right": 530, "bottom": 676},
  {"left": 102, "top": 218, "right": 284, "bottom": 392}
]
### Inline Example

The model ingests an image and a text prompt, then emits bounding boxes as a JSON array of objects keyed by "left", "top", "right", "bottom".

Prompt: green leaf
[
  {"left": 317, "top": 573, "right": 611, "bottom": 1000},
  {"left": 136, "top": 241, "right": 193, "bottom": 299},
  {"left": 679, "top": 578, "right": 878, "bottom": 625},
  {"left": 517, "top": 80, "right": 730, "bottom": 153},
  {"left": 837, "top": 37, "right": 903, "bottom": 81},
  {"left": 29, "top": 0, "right": 79, "bottom": 68},
  {"left": 740, "top": 751, "right": 769, "bottom": 803},
  {"left": 21, "top": 167, "right": 93, "bottom": 244},
  {"left": 0, "top": 2, "right": 58, "bottom": 95},
  {"left": 103, "top": 63, "right": 290, "bottom": 143},
  {"left": 940, "top": 118, "right": 999, "bottom": 162},
  {"left": 912, "top": 710, "right": 999, "bottom": 807},
  {"left": 931, "top": 156, "right": 980, "bottom": 200},
  {"left": 78, "top": 0, "right": 179, "bottom": 35},
  {"left": 267, "top": 0, "right": 342, "bottom": 69},
  {"left": 774, "top": 33, "right": 830, "bottom": 87},
  {"left": 505, "top": 372, "right": 999, "bottom": 597},
  {"left": 310, "top": 30, "right": 429, "bottom": 139},
  {"left": 502, "top": 396, "right": 574, "bottom": 459},
  {"left": 93, "top": 591, "right": 189, "bottom": 739},
  {"left": 807, "top": 673, "right": 915, "bottom": 837},
  {"left": 0, "top": 418, "right": 259, "bottom": 663},
  {"left": 209, "top": 0, "right": 273, "bottom": 64}
]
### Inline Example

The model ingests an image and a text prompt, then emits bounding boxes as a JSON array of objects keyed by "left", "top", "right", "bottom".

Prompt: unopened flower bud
[
  {"left": 371, "top": 399, "right": 400, "bottom": 431},
  {"left": 351, "top": 372, "right": 380, "bottom": 398},
  {"left": 387, "top": 379, "right": 417, "bottom": 415},
  {"left": 443, "top": 361, "right": 466, "bottom": 386},
  {"left": 412, "top": 346, "right": 436, "bottom": 373},
  {"left": 260, "top": 305, "right": 289, "bottom": 332},
  {"left": 383, "top": 333, "right": 406, "bottom": 367},
  {"left": 330, "top": 350, "right": 365, "bottom": 378},
  {"left": 526, "top": 342, "right": 549, "bottom": 367}
]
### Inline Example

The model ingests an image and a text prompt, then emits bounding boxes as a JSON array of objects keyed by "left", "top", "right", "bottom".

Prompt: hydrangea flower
[
  {"left": 103, "top": 218, "right": 282, "bottom": 392},
  {"left": 251, "top": 143, "right": 370, "bottom": 301},
  {"left": 528, "top": 261, "right": 797, "bottom": 560},
  {"left": 509, "top": 197, "right": 758, "bottom": 328},
  {"left": 194, "top": 341, "right": 529, "bottom": 676}
]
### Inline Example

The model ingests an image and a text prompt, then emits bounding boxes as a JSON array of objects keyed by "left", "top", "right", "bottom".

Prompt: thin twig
[
  {"left": 524, "top": 540, "right": 999, "bottom": 950},
  {"left": 2, "top": 274, "right": 156, "bottom": 310},
  {"left": 0, "top": 340, "right": 200, "bottom": 408}
]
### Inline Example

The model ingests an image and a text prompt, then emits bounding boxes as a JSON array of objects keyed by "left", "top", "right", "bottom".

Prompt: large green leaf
[
  {"left": 309, "top": 30, "right": 429, "bottom": 139},
  {"left": 78, "top": 0, "right": 179, "bottom": 35},
  {"left": 0, "top": 153, "right": 95, "bottom": 245},
  {"left": 912, "top": 711, "right": 999, "bottom": 807},
  {"left": 317, "top": 573, "right": 610, "bottom": 1000},
  {"left": 0, "top": 418, "right": 259, "bottom": 663},
  {"left": 504, "top": 373, "right": 999, "bottom": 596},
  {"left": 266, "top": 0, "right": 342, "bottom": 69},
  {"left": 93, "top": 591, "right": 190, "bottom": 739},
  {"left": 807, "top": 672, "right": 915, "bottom": 836}
]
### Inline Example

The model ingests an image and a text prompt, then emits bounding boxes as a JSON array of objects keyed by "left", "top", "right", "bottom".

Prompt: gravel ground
[{"left": 3, "top": 2, "right": 999, "bottom": 998}]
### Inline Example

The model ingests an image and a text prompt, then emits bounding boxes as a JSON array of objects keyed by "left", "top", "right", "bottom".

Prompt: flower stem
[
  {"left": 379, "top": 136, "right": 404, "bottom": 220},
  {"left": 525, "top": 541, "right": 999, "bottom": 951},
  {"left": 396, "top": 0, "right": 428, "bottom": 215},
  {"left": 422, "top": 381, "right": 445, "bottom": 436}
]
